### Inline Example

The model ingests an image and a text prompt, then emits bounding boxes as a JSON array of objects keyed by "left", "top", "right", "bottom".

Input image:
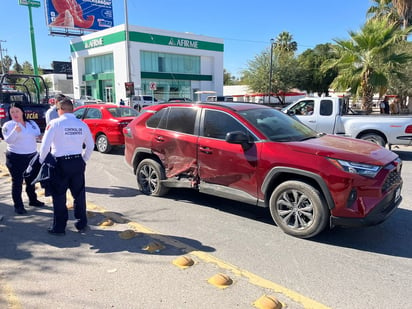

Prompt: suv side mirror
[{"left": 226, "top": 131, "right": 253, "bottom": 150}]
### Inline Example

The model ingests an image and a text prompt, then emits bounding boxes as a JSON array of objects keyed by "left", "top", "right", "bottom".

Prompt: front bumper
[{"left": 330, "top": 185, "right": 402, "bottom": 228}]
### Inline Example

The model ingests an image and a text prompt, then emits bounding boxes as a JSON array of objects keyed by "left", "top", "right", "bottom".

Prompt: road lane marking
[{"left": 87, "top": 202, "right": 331, "bottom": 309}]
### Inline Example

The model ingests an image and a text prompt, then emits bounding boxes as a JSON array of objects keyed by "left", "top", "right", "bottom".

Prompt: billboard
[{"left": 45, "top": 0, "right": 113, "bottom": 32}]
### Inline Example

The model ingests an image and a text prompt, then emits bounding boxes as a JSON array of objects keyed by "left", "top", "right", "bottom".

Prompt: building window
[
  {"left": 158, "top": 57, "right": 165, "bottom": 72},
  {"left": 85, "top": 54, "right": 114, "bottom": 74},
  {"left": 141, "top": 51, "right": 200, "bottom": 74}
]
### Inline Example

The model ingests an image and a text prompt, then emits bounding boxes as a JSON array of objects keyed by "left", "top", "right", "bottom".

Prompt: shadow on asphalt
[
  {"left": 157, "top": 188, "right": 412, "bottom": 259},
  {"left": 393, "top": 148, "right": 412, "bottom": 161},
  {"left": 0, "top": 202, "right": 215, "bottom": 263}
]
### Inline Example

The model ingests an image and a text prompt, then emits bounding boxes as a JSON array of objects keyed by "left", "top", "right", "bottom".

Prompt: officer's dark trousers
[
  {"left": 5, "top": 151, "right": 39, "bottom": 210},
  {"left": 50, "top": 156, "right": 87, "bottom": 232}
]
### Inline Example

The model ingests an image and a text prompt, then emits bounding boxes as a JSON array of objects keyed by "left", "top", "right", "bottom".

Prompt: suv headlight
[{"left": 327, "top": 158, "right": 381, "bottom": 178}]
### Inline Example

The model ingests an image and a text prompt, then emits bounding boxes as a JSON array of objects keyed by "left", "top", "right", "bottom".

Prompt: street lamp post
[{"left": 268, "top": 38, "right": 274, "bottom": 104}]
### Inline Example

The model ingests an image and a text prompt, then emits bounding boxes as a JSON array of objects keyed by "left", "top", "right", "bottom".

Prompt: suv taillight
[
  {"left": 123, "top": 126, "right": 132, "bottom": 137},
  {"left": 405, "top": 125, "right": 412, "bottom": 134},
  {"left": 0, "top": 108, "right": 5, "bottom": 119}
]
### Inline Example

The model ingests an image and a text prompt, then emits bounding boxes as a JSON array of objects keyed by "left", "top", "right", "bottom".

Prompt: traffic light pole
[{"left": 28, "top": 4, "right": 39, "bottom": 77}]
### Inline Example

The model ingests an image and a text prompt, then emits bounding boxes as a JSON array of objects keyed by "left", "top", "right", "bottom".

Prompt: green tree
[
  {"left": 367, "top": 0, "right": 397, "bottom": 21},
  {"left": 223, "top": 69, "right": 239, "bottom": 85},
  {"left": 297, "top": 44, "right": 338, "bottom": 96},
  {"left": 21, "top": 61, "right": 34, "bottom": 74},
  {"left": 393, "top": 0, "right": 412, "bottom": 29},
  {"left": 387, "top": 41, "right": 412, "bottom": 108},
  {"left": 322, "top": 16, "right": 412, "bottom": 112},
  {"left": 273, "top": 31, "right": 298, "bottom": 53},
  {"left": 12, "top": 56, "right": 22, "bottom": 73},
  {"left": 242, "top": 44, "right": 299, "bottom": 105},
  {"left": 1, "top": 55, "right": 13, "bottom": 74}
]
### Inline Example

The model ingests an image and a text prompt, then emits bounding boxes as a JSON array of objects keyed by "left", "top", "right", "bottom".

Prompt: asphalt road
[{"left": 1, "top": 142, "right": 411, "bottom": 309}]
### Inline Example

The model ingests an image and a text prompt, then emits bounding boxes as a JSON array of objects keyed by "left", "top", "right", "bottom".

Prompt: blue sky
[{"left": 1, "top": 0, "right": 372, "bottom": 77}]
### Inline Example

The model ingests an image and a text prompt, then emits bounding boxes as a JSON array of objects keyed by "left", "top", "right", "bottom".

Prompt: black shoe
[
  {"left": 15, "top": 208, "right": 27, "bottom": 215},
  {"left": 47, "top": 227, "right": 65, "bottom": 236},
  {"left": 75, "top": 221, "right": 88, "bottom": 233},
  {"left": 29, "top": 200, "right": 45, "bottom": 207}
]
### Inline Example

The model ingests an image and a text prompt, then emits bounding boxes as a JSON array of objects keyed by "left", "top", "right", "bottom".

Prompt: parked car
[
  {"left": 132, "top": 95, "right": 159, "bottom": 111},
  {"left": 168, "top": 98, "right": 192, "bottom": 102},
  {"left": 123, "top": 102, "right": 403, "bottom": 238},
  {"left": 74, "top": 95, "right": 102, "bottom": 107},
  {"left": 206, "top": 95, "right": 234, "bottom": 102},
  {"left": 74, "top": 104, "right": 138, "bottom": 153}
]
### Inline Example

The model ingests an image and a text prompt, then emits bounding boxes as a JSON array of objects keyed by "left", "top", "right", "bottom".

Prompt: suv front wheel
[
  {"left": 136, "top": 159, "right": 169, "bottom": 196},
  {"left": 269, "top": 180, "right": 329, "bottom": 238}
]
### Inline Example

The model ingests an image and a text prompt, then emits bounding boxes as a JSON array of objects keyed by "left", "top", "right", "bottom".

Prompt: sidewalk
[{"left": 0, "top": 163, "right": 321, "bottom": 309}]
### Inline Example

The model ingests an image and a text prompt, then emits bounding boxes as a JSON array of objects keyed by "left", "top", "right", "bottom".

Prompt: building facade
[{"left": 70, "top": 24, "right": 224, "bottom": 104}]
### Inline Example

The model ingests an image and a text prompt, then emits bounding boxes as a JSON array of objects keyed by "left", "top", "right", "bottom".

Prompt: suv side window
[
  {"left": 158, "top": 107, "right": 197, "bottom": 134},
  {"left": 202, "top": 109, "right": 247, "bottom": 139},
  {"left": 146, "top": 108, "right": 167, "bottom": 128}
]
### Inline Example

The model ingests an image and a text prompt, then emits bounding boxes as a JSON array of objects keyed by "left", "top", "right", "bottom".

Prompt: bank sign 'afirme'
[{"left": 168, "top": 38, "right": 199, "bottom": 49}]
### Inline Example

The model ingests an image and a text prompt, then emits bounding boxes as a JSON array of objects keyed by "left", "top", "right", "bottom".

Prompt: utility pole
[
  {"left": 0, "top": 40, "right": 6, "bottom": 74},
  {"left": 268, "top": 38, "right": 274, "bottom": 104}
]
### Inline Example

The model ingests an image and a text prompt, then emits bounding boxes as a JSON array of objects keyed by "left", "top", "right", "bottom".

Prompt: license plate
[{"left": 394, "top": 187, "right": 401, "bottom": 202}]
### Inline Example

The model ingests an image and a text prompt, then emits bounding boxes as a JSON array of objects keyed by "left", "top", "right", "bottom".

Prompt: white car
[
  {"left": 132, "top": 95, "right": 159, "bottom": 111},
  {"left": 74, "top": 95, "right": 102, "bottom": 107}
]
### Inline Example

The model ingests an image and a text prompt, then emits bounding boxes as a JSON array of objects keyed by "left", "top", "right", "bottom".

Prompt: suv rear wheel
[
  {"left": 269, "top": 180, "right": 329, "bottom": 238},
  {"left": 136, "top": 159, "right": 169, "bottom": 196}
]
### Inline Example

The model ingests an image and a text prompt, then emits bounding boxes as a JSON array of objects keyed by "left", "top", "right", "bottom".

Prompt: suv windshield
[{"left": 238, "top": 108, "right": 318, "bottom": 142}]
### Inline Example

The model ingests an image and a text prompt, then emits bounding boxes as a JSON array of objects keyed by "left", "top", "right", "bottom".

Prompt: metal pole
[
  {"left": 124, "top": 0, "right": 131, "bottom": 82},
  {"left": 124, "top": 0, "right": 132, "bottom": 105},
  {"left": 0, "top": 40, "right": 6, "bottom": 74},
  {"left": 28, "top": 5, "right": 39, "bottom": 77},
  {"left": 268, "top": 38, "right": 274, "bottom": 104}
]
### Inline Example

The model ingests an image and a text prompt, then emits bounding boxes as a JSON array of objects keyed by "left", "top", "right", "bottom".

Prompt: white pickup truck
[{"left": 282, "top": 96, "right": 412, "bottom": 148}]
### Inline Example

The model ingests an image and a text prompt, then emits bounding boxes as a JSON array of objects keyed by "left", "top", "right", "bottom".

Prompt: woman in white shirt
[{"left": 2, "top": 103, "right": 44, "bottom": 214}]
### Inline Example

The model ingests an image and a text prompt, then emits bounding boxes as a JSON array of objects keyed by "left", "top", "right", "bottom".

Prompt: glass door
[{"left": 104, "top": 87, "right": 113, "bottom": 103}]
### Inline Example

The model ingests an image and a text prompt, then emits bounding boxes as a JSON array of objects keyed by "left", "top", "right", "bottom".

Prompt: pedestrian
[
  {"left": 380, "top": 96, "right": 390, "bottom": 114},
  {"left": 390, "top": 98, "right": 400, "bottom": 115},
  {"left": 46, "top": 94, "right": 66, "bottom": 124},
  {"left": 39, "top": 97, "right": 94, "bottom": 235},
  {"left": 1, "top": 103, "right": 44, "bottom": 215},
  {"left": 119, "top": 98, "right": 125, "bottom": 106}
]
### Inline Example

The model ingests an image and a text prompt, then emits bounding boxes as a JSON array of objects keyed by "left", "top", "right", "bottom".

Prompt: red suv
[{"left": 123, "top": 102, "right": 403, "bottom": 238}]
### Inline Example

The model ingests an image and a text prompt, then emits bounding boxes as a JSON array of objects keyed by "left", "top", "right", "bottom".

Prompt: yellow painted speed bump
[
  {"left": 253, "top": 295, "right": 282, "bottom": 309},
  {"left": 142, "top": 241, "right": 165, "bottom": 253},
  {"left": 118, "top": 229, "right": 137, "bottom": 239},
  {"left": 98, "top": 218, "right": 114, "bottom": 226},
  {"left": 172, "top": 256, "right": 194, "bottom": 268},
  {"left": 207, "top": 273, "right": 233, "bottom": 289}
]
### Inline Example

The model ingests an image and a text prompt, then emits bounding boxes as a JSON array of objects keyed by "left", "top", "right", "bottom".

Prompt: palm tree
[
  {"left": 367, "top": 0, "right": 397, "bottom": 21},
  {"left": 393, "top": 0, "right": 412, "bottom": 29},
  {"left": 322, "top": 16, "right": 412, "bottom": 112},
  {"left": 273, "top": 31, "right": 297, "bottom": 54}
]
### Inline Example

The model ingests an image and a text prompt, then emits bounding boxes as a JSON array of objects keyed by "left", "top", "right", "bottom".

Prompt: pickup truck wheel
[
  {"left": 359, "top": 133, "right": 386, "bottom": 147},
  {"left": 96, "top": 134, "right": 112, "bottom": 153},
  {"left": 269, "top": 180, "right": 329, "bottom": 238},
  {"left": 136, "top": 159, "right": 169, "bottom": 196}
]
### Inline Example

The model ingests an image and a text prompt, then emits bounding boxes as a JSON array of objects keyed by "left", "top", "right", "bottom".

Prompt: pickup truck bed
[{"left": 282, "top": 96, "right": 412, "bottom": 148}]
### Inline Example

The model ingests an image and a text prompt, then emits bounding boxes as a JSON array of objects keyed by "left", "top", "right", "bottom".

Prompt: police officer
[
  {"left": 39, "top": 97, "right": 94, "bottom": 235},
  {"left": 2, "top": 103, "right": 44, "bottom": 214},
  {"left": 45, "top": 94, "right": 65, "bottom": 124}
]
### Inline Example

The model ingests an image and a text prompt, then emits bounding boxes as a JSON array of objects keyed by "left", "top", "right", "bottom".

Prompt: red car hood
[{"left": 288, "top": 135, "right": 398, "bottom": 165}]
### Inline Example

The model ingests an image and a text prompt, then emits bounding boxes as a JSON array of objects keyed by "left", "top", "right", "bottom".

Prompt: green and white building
[{"left": 70, "top": 24, "right": 224, "bottom": 103}]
